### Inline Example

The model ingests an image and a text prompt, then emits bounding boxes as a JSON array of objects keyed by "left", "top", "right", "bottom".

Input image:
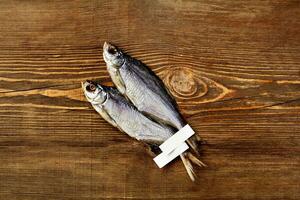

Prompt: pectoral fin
[
  {"left": 147, "top": 143, "right": 162, "bottom": 155},
  {"left": 108, "top": 67, "right": 126, "bottom": 94},
  {"left": 92, "top": 104, "right": 120, "bottom": 129},
  {"left": 101, "top": 109, "right": 118, "bottom": 127}
]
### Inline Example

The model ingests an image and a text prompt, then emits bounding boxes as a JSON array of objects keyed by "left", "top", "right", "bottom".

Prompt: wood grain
[{"left": 0, "top": 0, "right": 299, "bottom": 199}]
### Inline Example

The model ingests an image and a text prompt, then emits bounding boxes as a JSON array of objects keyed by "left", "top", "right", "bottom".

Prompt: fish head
[
  {"left": 103, "top": 42, "right": 125, "bottom": 68},
  {"left": 82, "top": 80, "right": 107, "bottom": 105}
]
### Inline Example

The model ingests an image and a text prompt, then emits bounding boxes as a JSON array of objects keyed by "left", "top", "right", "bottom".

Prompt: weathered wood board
[{"left": 0, "top": 0, "right": 299, "bottom": 199}]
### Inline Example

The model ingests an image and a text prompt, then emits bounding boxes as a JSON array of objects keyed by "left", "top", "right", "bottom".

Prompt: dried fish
[
  {"left": 103, "top": 42, "right": 202, "bottom": 155},
  {"left": 82, "top": 81, "right": 205, "bottom": 181}
]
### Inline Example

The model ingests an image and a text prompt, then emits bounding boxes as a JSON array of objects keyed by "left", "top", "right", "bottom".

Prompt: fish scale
[{"left": 121, "top": 63, "right": 181, "bottom": 127}]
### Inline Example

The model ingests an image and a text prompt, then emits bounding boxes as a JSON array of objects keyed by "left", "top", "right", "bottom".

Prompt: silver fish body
[
  {"left": 103, "top": 42, "right": 186, "bottom": 131},
  {"left": 103, "top": 42, "right": 202, "bottom": 156},
  {"left": 82, "top": 81, "right": 173, "bottom": 145},
  {"left": 82, "top": 81, "right": 205, "bottom": 181}
]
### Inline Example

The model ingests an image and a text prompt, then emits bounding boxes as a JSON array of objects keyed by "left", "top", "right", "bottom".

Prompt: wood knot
[
  {"left": 162, "top": 67, "right": 208, "bottom": 99},
  {"left": 159, "top": 66, "right": 232, "bottom": 107}
]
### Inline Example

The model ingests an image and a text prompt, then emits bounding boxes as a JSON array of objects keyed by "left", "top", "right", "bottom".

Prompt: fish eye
[
  {"left": 108, "top": 46, "right": 117, "bottom": 55},
  {"left": 86, "top": 84, "right": 96, "bottom": 92}
]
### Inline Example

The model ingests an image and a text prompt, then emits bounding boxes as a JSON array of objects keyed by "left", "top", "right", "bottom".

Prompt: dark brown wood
[{"left": 0, "top": 0, "right": 299, "bottom": 199}]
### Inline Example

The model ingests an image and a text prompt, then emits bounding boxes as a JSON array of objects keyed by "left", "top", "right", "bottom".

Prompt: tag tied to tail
[{"left": 153, "top": 124, "right": 195, "bottom": 168}]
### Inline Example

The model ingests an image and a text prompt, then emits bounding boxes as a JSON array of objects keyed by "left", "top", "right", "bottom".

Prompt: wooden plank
[{"left": 0, "top": 0, "right": 299, "bottom": 199}]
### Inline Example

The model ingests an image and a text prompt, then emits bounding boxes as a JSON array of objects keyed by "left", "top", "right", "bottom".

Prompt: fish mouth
[
  {"left": 81, "top": 80, "right": 96, "bottom": 102},
  {"left": 103, "top": 42, "right": 115, "bottom": 63},
  {"left": 103, "top": 41, "right": 110, "bottom": 51},
  {"left": 81, "top": 80, "right": 90, "bottom": 92},
  {"left": 103, "top": 41, "right": 116, "bottom": 54},
  {"left": 103, "top": 42, "right": 125, "bottom": 68},
  {"left": 103, "top": 42, "right": 111, "bottom": 65}
]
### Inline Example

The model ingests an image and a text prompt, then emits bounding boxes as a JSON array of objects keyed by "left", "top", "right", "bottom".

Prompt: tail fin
[
  {"left": 180, "top": 154, "right": 195, "bottom": 181},
  {"left": 186, "top": 152, "right": 206, "bottom": 167},
  {"left": 180, "top": 152, "right": 206, "bottom": 181},
  {"left": 186, "top": 134, "right": 203, "bottom": 156}
]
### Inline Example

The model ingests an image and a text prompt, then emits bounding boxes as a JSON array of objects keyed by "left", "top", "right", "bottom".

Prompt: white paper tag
[
  {"left": 159, "top": 124, "right": 194, "bottom": 154},
  {"left": 153, "top": 124, "right": 195, "bottom": 168},
  {"left": 153, "top": 142, "right": 189, "bottom": 168}
]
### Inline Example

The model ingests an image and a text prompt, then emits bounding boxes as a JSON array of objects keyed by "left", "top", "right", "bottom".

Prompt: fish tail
[
  {"left": 186, "top": 151, "right": 207, "bottom": 167},
  {"left": 180, "top": 153, "right": 195, "bottom": 181},
  {"left": 186, "top": 136, "right": 201, "bottom": 156},
  {"left": 180, "top": 151, "right": 207, "bottom": 181}
]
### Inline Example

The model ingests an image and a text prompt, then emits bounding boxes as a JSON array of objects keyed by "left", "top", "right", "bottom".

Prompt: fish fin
[
  {"left": 115, "top": 69, "right": 126, "bottom": 94},
  {"left": 139, "top": 142, "right": 159, "bottom": 157},
  {"left": 146, "top": 143, "right": 162, "bottom": 156},
  {"left": 180, "top": 153, "right": 196, "bottom": 181},
  {"left": 186, "top": 136, "right": 201, "bottom": 156},
  {"left": 180, "top": 151, "right": 206, "bottom": 181},
  {"left": 93, "top": 104, "right": 125, "bottom": 132},
  {"left": 186, "top": 152, "right": 207, "bottom": 167},
  {"left": 92, "top": 104, "right": 118, "bottom": 128},
  {"left": 102, "top": 111, "right": 118, "bottom": 128},
  {"left": 195, "top": 134, "right": 204, "bottom": 142},
  {"left": 107, "top": 66, "right": 126, "bottom": 94}
]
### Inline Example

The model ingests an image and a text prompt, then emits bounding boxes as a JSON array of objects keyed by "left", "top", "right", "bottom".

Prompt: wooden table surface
[{"left": 0, "top": 0, "right": 299, "bottom": 199}]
